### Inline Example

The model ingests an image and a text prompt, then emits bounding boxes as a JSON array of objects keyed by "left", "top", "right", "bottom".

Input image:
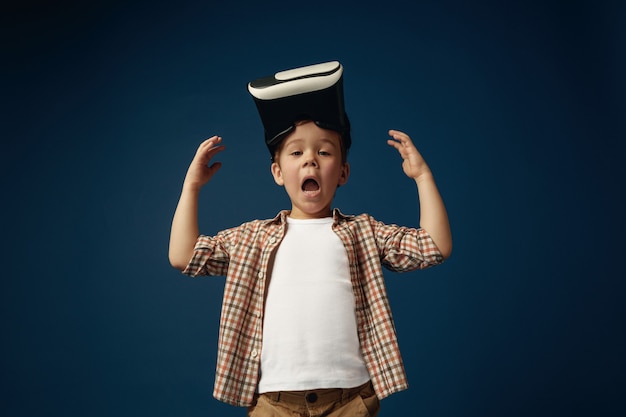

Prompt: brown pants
[{"left": 247, "top": 381, "right": 380, "bottom": 417}]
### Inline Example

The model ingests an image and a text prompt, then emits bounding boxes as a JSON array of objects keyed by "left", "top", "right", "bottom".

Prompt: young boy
[{"left": 169, "top": 62, "right": 452, "bottom": 416}]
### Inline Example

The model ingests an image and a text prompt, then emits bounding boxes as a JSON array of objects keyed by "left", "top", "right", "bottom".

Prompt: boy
[{"left": 169, "top": 62, "right": 452, "bottom": 416}]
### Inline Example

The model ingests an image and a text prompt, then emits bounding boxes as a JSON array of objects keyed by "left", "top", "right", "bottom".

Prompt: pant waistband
[{"left": 261, "top": 381, "right": 372, "bottom": 406}]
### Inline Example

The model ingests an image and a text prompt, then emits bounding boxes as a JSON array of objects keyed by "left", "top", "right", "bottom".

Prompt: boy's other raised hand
[
  {"left": 387, "top": 129, "right": 452, "bottom": 258},
  {"left": 184, "top": 136, "right": 225, "bottom": 189},
  {"left": 387, "top": 130, "right": 432, "bottom": 183}
]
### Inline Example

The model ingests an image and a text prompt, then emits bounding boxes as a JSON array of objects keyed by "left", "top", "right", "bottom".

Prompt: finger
[
  {"left": 196, "top": 137, "right": 225, "bottom": 162},
  {"left": 388, "top": 130, "right": 413, "bottom": 145},
  {"left": 197, "top": 147, "right": 225, "bottom": 169},
  {"left": 387, "top": 134, "right": 411, "bottom": 149},
  {"left": 207, "top": 161, "right": 222, "bottom": 176},
  {"left": 387, "top": 138, "right": 403, "bottom": 151},
  {"left": 388, "top": 129, "right": 408, "bottom": 138},
  {"left": 198, "top": 135, "right": 222, "bottom": 152},
  {"left": 387, "top": 141, "right": 414, "bottom": 162},
  {"left": 205, "top": 143, "right": 226, "bottom": 158}
]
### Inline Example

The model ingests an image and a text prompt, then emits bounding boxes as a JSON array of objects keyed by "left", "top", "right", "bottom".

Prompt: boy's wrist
[
  {"left": 413, "top": 171, "right": 435, "bottom": 186},
  {"left": 182, "top": 180, "right": 203, "bottom": 194}
]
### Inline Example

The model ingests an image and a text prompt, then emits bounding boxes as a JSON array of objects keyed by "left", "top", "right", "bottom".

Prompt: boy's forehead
[{"left": 283, "top": 126, "right": 342, "bottom": 146}]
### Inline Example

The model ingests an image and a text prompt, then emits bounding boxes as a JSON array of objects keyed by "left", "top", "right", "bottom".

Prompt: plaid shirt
[{"left": 182, "top": 208, "right": 444, "bottom": 407}]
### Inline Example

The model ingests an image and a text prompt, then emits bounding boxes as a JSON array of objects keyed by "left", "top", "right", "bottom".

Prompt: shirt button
[
  {"left": 269, "top": 237, "right": 276, "bottom": 244},
  {"left": 251, "top": 349, "right": 258, "bottom": 358},
  {"left": 258, "top": 271, "right": 264, "bottom": 279}
]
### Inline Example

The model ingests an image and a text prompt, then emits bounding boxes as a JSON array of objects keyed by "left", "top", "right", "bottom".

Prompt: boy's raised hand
[
  {"left": 387, "top": 130, "right": 432, "bottom": 183},
  {"left": 184, "top": 136, "right": 225, "bottom": 189},
  {"left": 387, "top": 129, "right": 452, "bottom": 258},
  {"left": 169, "top": 136, "right": 225, "bottom": 270}
]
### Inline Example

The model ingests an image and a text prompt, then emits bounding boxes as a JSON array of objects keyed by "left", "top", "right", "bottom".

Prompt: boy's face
[{"left": 271, "top": 121, "right": 350, "bottom": 219}]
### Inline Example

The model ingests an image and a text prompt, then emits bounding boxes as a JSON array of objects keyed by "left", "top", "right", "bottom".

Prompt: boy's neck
[{"left": 288, "top": 206, "right": 333, "bottom": 219}]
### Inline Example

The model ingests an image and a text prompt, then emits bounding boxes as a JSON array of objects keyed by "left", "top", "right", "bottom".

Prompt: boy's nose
[{"left": 303, "top": 155, "right": 318, "bottom": 167}]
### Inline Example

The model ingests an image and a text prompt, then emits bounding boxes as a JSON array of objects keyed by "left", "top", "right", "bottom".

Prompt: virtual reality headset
[{"left": 247, "top": 61, "right": 351, "bottom": 156}]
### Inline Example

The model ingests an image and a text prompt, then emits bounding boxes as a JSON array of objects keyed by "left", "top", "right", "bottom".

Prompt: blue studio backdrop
[{"left": 2, "top": 1, "right": 624, "bottom": 416}]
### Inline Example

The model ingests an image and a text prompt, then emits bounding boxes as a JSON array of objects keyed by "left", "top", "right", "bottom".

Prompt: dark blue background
[{"left": 2, "top": 0, "right": 624, "bottom": 415}]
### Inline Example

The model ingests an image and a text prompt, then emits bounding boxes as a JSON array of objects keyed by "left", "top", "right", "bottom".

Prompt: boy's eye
[
  {"left": 290, "top": 151, "right": 302, "bottom": 156},
  {"left": 319, "top": 151, "right": 330, "bottom": 156}
]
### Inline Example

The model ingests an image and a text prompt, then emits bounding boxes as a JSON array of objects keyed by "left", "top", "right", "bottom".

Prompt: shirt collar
[{"left": 262, "top": 208, "right": 354, "bottom": 225}]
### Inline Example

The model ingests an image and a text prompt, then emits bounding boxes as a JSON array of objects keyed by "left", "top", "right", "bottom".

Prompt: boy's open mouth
[{"left": 302, "top": 178, "right": 320, "bottom": 192}]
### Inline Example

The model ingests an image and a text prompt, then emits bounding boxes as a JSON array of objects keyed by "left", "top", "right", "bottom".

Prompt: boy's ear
[
  {"left": 338, "top": 162, "right": 350, "bottom": 186},
  {"left": 271, "top": 162, "right": 284, "bottom": 186}
]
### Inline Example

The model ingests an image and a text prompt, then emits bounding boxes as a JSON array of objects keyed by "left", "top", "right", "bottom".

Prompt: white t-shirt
[{"left": 258, "top": 217, "right": 370, "bottom": 393}]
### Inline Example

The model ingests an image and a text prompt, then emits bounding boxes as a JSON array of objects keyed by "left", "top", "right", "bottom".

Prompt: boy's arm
[
  {"left": 387, "top": 130, "right": 452, "bottom": 259},
  {"left": 169, "top": 136, "right": 225, "bottom": 270}
]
